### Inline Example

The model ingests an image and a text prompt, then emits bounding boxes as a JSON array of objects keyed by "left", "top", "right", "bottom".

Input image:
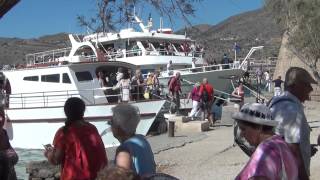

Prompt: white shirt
[
  {"left": 264, "top": 72, "right": 270, "bottom": 81},
  {"left": 191, "top": 61, "right": 196, "bottom": 69},
  {"left": 269, "top": 91, "right": 311, "bottom": 175},
  {"left": 167, "top": 63, "right": 173, "bottom": 74}
]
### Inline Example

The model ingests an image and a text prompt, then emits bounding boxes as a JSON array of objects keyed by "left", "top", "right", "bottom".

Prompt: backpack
[{"left": 201, "top": 85, "right": 209, "bottom": 102}]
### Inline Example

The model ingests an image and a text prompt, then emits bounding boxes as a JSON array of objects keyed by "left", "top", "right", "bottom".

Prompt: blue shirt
[{"left": 116, "top": 134, "right": 156, "bottom": 176}]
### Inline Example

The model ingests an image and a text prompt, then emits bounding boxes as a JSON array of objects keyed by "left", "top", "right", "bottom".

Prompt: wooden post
[{"left": 168, "top": 120, "right": 175, "bottom": 137}]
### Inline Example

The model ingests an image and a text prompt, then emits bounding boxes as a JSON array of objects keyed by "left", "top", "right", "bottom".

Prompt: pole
[
  {"left": 234, "top": 42, "right": 237, "bottom": 62},
  {"left": 168, "top": 120, "right": 175, "bottom": 137}
]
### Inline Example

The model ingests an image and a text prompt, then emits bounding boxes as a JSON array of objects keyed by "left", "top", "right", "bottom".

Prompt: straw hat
[{"left": 232, "top": 103, "right": 277, "bottom": 127}]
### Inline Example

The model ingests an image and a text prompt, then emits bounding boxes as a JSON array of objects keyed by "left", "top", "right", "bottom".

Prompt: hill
[
  {"left": 177, "top": 8, "right": 283, "bottom": 62},
  {"left": 0, "top": 8, "right": 282, "bottom": 65},
  {"left": 0, "top": 33, "right": 69, "bottom": 64}
]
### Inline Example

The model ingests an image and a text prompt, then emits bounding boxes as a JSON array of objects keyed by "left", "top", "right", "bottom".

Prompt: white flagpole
[{"left": 234, "top": 42, "right": 237, "bottom": 62}]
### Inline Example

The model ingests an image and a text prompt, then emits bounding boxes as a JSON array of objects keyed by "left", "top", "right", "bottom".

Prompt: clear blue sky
[{"left": 0, "top": 0, "right": 264, "bottom": 39}]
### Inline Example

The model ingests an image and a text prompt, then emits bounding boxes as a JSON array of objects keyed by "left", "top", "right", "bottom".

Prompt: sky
[{"left": 0, "top": 0, "right": 264, "bottom": 39}]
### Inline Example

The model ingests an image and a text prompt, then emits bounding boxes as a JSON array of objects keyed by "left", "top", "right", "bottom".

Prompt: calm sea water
[{"left": 15, "top": 149, "right": 44, "bottom": 180}]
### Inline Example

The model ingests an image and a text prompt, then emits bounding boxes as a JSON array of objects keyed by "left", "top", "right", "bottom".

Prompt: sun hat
[
  {"left": 285, "top": 67, "right": 317, "bottom": 87},
  {"left": 232, "top": 103, "right": 277, "bottom": 127}
]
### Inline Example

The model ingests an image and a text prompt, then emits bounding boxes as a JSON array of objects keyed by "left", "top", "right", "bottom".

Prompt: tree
[
  {"left": 77, "top": 0, "right": 202, "bottom": 33},
  {"left": 265, "top": 0, "right": 320, "bottom": 81}
]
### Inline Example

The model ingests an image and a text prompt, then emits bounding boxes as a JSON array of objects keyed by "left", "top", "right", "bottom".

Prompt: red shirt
[
  {"left": 199, "top": 83, "right": 214, "bottom": 101},
  {"left": 169, "top": 77, "right": 181, "bottom": 94},
  {"left": 53, "top": 122, "right": 107, "bottom": 180}
]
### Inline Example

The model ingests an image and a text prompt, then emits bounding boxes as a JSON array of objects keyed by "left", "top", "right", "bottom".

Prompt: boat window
[
  {"left": 23, "top": 76, "right": 39, "bottom": 81},
  {"left": 62, "top": 73, "right": 71, "bottom": 84},
  {"left": 41, "top": 74, "right": 60, "bottom": 83},
  {"left": 75, "top": 71, "right": 93, "bottom": 82}
]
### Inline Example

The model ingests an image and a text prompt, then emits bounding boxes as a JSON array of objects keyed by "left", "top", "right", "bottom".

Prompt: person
[
  {"left": 221, "top": 53, "right": 230, "bottom": 69},
  {"left": 116, "top": 67, "right": 124, "bottom": 83},
  {"left": 199, "top": 78, "right": 214, "bottom": 126},
  {"left": 211, "top": 95, "right": 226, "bottom": 125},
  {"left": 151, "top": 71, "right": 161, "bottom": 99},
  {"left": 191, "top": 58, "right": 197, "bottom": 69},
  {"left": 166, "top": 60, "right": 173, "bottom": 75},
  {"left": 96, "top": 166, "right": 140, "bottom": 180},
  {"left": 44, "top": 97, "right": 107, "bottom": 180},
  {"left": 242, "top": 71, "right": 250, "bottom": 83},
  {"left": 233, "top": 103, "right": 298, "bottom": 180},
  {"left": 114, "top": 70, "right": 131, "bottom": 102},
  {"left": 0, "top": 108, "right": 18, "bottom": 180},
  {"left": 255, "top": 65, "right": 263, "bottom": 86},
  {"left": 268, "top": 67, "right": 318, "bottom": 180},
  {"left": 111, "top": 104, "right": 156, "bottom": 177},
  {"left": 131, "top": 69, "right": 144, "bottom": 101},
  {"left": 272, "top": 76, "right": 284, "bottom": 96},
  {"left": 231, "top": 82, "right": 245, "bottom": 110},
  {"left": 144, "top": 72, "right": 154, "bottom": 99},
  {"left": 98, "top": 71, "right": 107, "bottom": 88},
  {"left": 264, "top": 70, "right": 271, "bottom": 92},
  {"left": 187, "top": 82, "right": 202, "bottom": 120},
  {"left": 168, "top": 72, "right": 182, "bottom": 115}
]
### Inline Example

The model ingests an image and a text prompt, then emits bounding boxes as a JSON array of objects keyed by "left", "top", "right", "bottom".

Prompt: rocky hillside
[
  {"left": 0, "top": 8, "right": 283, "bottom": 65},
  {"left": 0, "top": 33, "right": 69, "bottom": 64},
  {"left": 178, "top": 8, "right": 283, "bottom": 63}
]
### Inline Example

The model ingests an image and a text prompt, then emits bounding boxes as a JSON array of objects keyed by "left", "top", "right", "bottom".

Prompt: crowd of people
[
  {"left": 43, "top": 98, "right": 163, "bottom": 180},
  {"left": 234, "top": 67, "right": 319, "bottom": 179},
  {"left": 97, "top": 68, "right": 161, "bottom": 103}
]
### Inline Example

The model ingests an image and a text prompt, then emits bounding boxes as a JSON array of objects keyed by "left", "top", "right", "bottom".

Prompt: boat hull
[
  {"left": 160, "top": 68, "right": 244, "bottom": 94},
  {"left": 5, "top": 100, "right": 166, "bottom": 149}
]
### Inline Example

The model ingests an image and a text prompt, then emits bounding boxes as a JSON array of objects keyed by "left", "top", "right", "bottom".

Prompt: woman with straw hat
[{"left": 233, "top": 103, "right": 298, "bottom": 180}]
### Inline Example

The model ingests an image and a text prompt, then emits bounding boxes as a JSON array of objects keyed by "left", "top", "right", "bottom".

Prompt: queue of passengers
[{"left": 97, "top": 68, "right": 161, "bottom": 103}]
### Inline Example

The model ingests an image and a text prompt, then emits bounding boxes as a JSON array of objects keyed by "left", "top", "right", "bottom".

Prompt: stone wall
[{"left": 273, "top": 32, "right": 320, "bottom": 101}]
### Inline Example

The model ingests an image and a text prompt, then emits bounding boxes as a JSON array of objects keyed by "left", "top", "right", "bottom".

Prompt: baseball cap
[{"left": 285, "top": 67, "right": 317, "bottom": 87}]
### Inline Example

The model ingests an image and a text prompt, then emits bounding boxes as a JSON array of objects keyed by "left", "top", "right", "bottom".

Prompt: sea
[{"left": 15, "top": 149, "right": 44, "bottom": 180}]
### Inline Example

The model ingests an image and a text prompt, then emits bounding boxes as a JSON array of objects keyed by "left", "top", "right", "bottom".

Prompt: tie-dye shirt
[{"left": 235, "top": 135, "right": 298, "bottom": 180}]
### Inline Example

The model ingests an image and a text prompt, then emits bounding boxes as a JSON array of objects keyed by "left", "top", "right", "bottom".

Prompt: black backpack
[{"left": 202, "top": 85, "right": 209, "bottom": 102}]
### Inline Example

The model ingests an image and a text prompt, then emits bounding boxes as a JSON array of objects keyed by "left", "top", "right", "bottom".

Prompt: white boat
[
  {"left": 1, "top": 14, "right": 259, "bottom": 149},
  {"left": 1, "top": 60, "right": 165, "bottom": 149}
]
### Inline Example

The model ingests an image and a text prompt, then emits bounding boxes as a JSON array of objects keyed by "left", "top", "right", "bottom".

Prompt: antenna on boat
[{"left": 159, "top": 17, "right": 163, "bottom": 33}]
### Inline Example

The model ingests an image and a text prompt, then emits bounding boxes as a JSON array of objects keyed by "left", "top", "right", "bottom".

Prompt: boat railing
[
  {"left": 144, "top": 49, "right": 203, "bottom": 58},
  {"left": 6, "top": 82, "right": 194, "bottom": 109},
  {"left": 161, "top": 62, "right": 240, "bottom": 77},
  {"left": 25, "top": 47, "right": 72, "bottom": 66},
  {"left": 21, "top": 47, "right": 204, "bottom": 68}
]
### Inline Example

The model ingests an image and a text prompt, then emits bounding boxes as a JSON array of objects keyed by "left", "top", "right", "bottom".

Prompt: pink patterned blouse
[{"left": 236, "top": 135, "right": 298, "bottom": 180}]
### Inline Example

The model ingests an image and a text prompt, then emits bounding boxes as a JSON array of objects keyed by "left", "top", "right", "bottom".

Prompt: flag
[{"left": 233, "top": 42, "right": 241, "bottom": 52}]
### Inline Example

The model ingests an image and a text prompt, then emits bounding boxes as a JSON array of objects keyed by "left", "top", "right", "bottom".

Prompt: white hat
[{"left": 232, "top": 103, "right": 277, "bottom": 127}]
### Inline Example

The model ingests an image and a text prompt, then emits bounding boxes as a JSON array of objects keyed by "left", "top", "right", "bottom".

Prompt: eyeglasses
[{"left": 240, "top": 108, "right": 272, "bottom": 120}]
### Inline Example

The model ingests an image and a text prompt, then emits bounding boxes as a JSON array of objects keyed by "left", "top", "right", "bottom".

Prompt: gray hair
[{"left": 111, "top": 104, "right": 140, "bottom": 136}]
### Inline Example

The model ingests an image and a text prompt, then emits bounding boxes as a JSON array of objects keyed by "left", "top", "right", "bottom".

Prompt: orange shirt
[{"left": 53, "top": 122, "right": 107, "bottom": 180}]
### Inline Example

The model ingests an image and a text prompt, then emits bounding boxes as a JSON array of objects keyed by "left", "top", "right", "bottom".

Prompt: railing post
[
  {"left": 43, "top": 92, "right": 45, "bottom": 107},
  {"left": 93, "top": 89, "right": 95, "bottom": 104},
  {"left": 137, "top": 84, "right": 140, "bottom": 101}
]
